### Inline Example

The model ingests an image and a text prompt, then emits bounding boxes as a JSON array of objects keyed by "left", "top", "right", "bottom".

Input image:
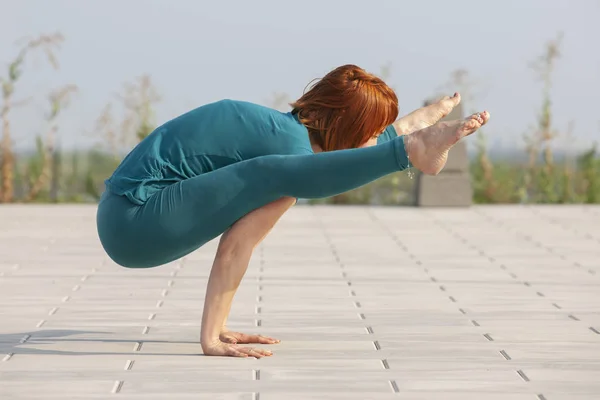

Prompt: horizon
[{"left": 1, "top": 0, "right": 599, "bottom": 154}]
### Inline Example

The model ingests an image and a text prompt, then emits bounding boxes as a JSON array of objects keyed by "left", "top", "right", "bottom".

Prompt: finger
[
  {"left": 225, "top": 333, "right": 251, "bottom": 344},
  {"left": 233, "top": 333, "right": 278, "bottom": 344},
  {"left": 238, "top": 346, "right": 272, "bottom": 358},
  {"left": 239, "top": 347, "right": 263, "bottom": 358},
  {"left": 220, "top": 335, "right": 237, "bottom": 344},
  {"left": 255, "top": 335, "right": 280, "bottom": 344},
  {"left": 237, "top": 334, "right": 262, "bottom": 344},
  {"left": 253, "top": 347, "right": 274, "bottom": 357},
  {"left": 226, "top": 348, "right": 249, "bottom": 358}
]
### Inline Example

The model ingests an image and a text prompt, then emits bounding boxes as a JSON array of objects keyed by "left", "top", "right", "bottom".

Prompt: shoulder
[
  {"left": 271, "top": 112, "right": 313, "bottom": 155},
  {"left": 191, "top": 99, "right": 313, "bottom": 154},
  {"left": 227, "top": 101, "right": 312, "bottom": 155},
  {"left": 215, "top": 99, "right": 297, "bottom": 129},
  {"left": 214, "top": 99, "right": 277, "bottom": 115}
]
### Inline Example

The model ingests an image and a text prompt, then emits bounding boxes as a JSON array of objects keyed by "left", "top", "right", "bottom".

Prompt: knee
[{"left": 274, "top": 196, "right": 297, "bottom": 208}]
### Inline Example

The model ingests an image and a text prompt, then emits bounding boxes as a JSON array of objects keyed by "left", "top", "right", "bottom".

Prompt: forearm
[
  {"left": 200, "top": 196, "right": 296, "bottom": 345},
  {"left": 200, "top": 242, "right": 252, "bottom": 345}
]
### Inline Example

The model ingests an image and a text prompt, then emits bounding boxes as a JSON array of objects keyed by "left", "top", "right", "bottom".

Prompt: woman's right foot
[{"left": 405, "top": 111, "right": 490, "bottom": 175}]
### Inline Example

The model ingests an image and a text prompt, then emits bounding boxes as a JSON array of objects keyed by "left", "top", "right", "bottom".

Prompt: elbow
[{"left": 216, "top": 232, "right": 254, "bottom": 261}]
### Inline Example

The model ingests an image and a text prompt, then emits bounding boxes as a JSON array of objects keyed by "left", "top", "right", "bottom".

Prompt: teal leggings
[{"left": 96, "top": 137, "right": 410, "bottom": 268}]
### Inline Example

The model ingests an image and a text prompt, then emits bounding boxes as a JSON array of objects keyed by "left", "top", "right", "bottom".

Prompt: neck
[
  {"left": 311, "top": 142, "right": 323, "bottom": 153},
  {"left": 295, "top": 111, "right": 323, "bottom": 153}
]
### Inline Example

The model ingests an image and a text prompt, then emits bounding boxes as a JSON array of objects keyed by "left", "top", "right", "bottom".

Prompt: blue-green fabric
[
  {"left": 105, "top": 100, "right": 314, "bottom": 206},
  {"left": 377, "top": 123, "right": 398, "bottom": 144},
  {"left": 97, "top": 100, "right": 411, "bottom": 268}
]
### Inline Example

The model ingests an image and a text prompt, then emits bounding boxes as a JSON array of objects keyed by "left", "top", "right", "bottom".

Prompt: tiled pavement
[{"left": 0, "top": 204, "right": 599, "bottom": 399}]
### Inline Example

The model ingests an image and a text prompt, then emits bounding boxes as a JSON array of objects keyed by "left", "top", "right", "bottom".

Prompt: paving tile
[
  {"left": 1, "top": 204, "right": 599, "bottom": 398},
  {"left": 0, "top": 381, "right": 113, "bottom": 398},
  {"left": 118, "top": 379, "right": 391, "bottom": 394},
  {"left": 259, "top": 394, "right": 534, "bottom": 400}
]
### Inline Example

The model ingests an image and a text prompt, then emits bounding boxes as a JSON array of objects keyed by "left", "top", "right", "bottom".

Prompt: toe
[
  {"left": 465, "top": 118, "right": 480, "bottom": 130},
  {"left": 452, "top": 92, "right": 461, "bottom": 104},
  {"left": 438, "top": 94, "right": 461, "bottom": 117},
  {"left": 442, "top": 93, "right": 461, "bottom": 106},
  {"left": 480, "top": 111, "right": 490, "bottom": 124},
  {"left": 467, "top": 112, "right": 484, "bottom": 125},
  {"left": 459, "top": 112, "right": 488, "bottom": 137}
]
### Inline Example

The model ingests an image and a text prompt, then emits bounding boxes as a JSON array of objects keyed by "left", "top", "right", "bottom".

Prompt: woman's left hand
[{"left": 220, "top": 330, "right": 280, "bottom": 345}]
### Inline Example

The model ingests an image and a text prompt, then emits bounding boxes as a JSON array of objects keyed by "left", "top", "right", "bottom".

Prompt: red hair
[{"left": 291, "top": 64, "right": 398, "bottom": 151}]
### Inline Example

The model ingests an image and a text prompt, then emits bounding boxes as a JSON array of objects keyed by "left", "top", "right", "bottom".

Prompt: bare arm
[{"left": 200, "top": 196, "right": 296, "bottom": 357}]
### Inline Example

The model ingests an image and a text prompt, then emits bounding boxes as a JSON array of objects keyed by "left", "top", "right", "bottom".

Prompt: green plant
[
  {"left": 24, "top": 84, "right": 77, "bottom": 202},
  {"left": 522, "top": 33, "right": 563, "bottom": 203},
  {"left": 471, "top": 132, "right": 497, "bottom": 203},
  {"left": 118, "top": 75, "right": 161, "bottom": 144},
  {"left": 0, "top": 32, "right": 64, "bottom": 202},
  {"left": 578, "top": 144, "right": 599, "bottom": 203}
]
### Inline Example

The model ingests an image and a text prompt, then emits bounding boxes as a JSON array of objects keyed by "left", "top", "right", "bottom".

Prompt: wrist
[
  {"left": 200, "top": 334, "right": 220, "bottom": 348},
  {"left": 200, "top": 326, "right": 223, "bottom": 346}
]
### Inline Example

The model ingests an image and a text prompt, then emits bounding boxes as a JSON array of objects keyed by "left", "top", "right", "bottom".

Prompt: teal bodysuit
[{"left": 96, "top": 99, "right": 409, "bottom": 268}]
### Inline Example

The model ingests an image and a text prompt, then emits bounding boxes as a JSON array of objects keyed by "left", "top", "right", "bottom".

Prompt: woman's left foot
[{"left": 421, "top": 93, "right": 462, "bottom": 127}]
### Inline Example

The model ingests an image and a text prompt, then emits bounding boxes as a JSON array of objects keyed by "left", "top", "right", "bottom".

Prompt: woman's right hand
[{"left": 201, "top": 340, "right": 273, "bottom": 358}]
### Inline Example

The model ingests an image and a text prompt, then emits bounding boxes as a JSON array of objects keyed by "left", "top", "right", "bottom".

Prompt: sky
[{"left": 1, "top": 0, "right": 599, "bottom": 154}]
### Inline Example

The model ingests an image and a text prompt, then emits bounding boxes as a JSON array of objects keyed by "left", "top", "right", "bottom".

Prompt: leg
[
  {"left": 98, "top": 112, "right": 489, "bottom": 268},
  {"left": 101, "top": 135, "right": 410, "bottom": 268}
]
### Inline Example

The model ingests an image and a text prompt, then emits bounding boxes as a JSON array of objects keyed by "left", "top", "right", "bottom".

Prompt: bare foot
[
  {"left": 422, "top": 93, "right": 462, "bottom": 127},
  {"left": 405, "top": 111, "right": 490, "bottom": 175},
  {"left": 394, "top": 93, "right": 462, "bottom": 136}
]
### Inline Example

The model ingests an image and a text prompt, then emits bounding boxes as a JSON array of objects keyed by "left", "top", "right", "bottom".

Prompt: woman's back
[{"left": 105, "top": 99, "right": 313, "bottom": 205}]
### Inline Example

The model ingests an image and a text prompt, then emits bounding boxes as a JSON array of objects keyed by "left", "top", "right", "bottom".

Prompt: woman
[{"left": 97, "top": 64, "right": 490, "bottom": 358}]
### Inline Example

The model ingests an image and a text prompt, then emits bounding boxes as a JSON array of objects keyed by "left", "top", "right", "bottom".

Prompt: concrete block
[{"left": 416, "top": 172, "right": 474, "bottom": 207}]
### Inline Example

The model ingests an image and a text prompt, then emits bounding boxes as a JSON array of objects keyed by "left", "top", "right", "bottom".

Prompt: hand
[
  {"left": 220, "top": 330, "right": 280, "bottom": 345},
  {"left": 201, "top": 339, "right": 274, "bottom": 358}
]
